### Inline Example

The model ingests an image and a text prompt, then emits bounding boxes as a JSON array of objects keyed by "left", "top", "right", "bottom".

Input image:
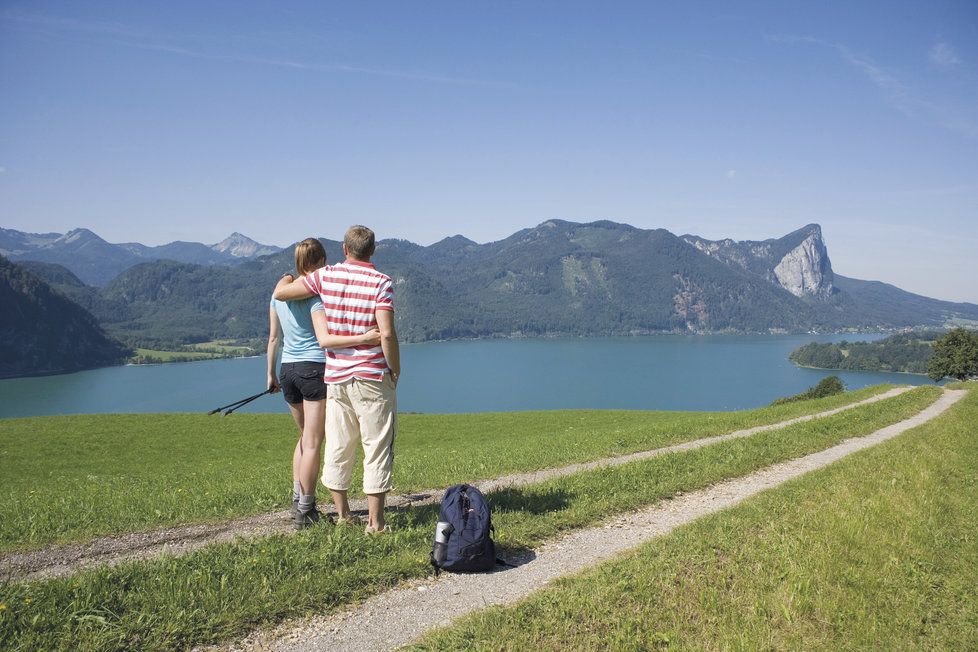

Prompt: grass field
[
  {"left": 0, "top": 386, "right": 940, "bottom": 651},
  {"left": 132, "top": 348, "right": 223, "bottom": 361},
  {"left": 0, "top": 384, "right": 894, "bottom": 551},
  {"left": 131, "top": 341, "right": 256, "bottom": 363},
  {"left": 412, "top": 383, "right": 977, "bottom": 651},
  {"left": 194, "top": 339, "right": 256, "bottom": 353}
]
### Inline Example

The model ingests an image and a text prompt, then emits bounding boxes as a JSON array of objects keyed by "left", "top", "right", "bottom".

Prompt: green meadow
[
  {"left": 414, "top": 382, "right": 978, "bottom": 651},
  {"left": 130, "top": 340, "right": 257, "bottom": 364},
  {"left": 0, "top": 386, "right": 944, "bottom": 651},
  {"left": 132, "top": 348, "right": 223, "bottom": 362},
  {"left": 0, "top": 384, "right": 891, "bottom": 551}
]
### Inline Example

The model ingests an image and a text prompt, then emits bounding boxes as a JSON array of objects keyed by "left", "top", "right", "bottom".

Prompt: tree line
[{"left": 789, "top": 329, "right": 978, "bottom": 381}]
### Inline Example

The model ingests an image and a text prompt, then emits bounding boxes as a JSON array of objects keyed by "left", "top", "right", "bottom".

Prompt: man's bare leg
[
  {"left": 366, "top": 492, "right": 386, "bottom": 531},
  {"left": 330, "top": 489, "right": 352, "bottom": 521}
]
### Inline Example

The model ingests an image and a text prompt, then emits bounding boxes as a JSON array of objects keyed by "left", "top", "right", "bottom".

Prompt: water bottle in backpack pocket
[
  {"left": 432, "top": 520, "right": 453, "bottom": 566},
  {"left": 430, "top": 484, "right": 498, "bottom": 574}
]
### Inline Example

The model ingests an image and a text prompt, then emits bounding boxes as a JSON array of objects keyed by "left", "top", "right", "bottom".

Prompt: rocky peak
[
  {"left": 682, "top": 224, "right": 834, "bottom": 300},
  {"left": 772, "top": 225, "right": 834, "bottom": 299},
  {"left": 211, "top": 232, "right": 280, "bottom": 258},
  {"left": 57, "top": 228, "right": 103, "bottom": 246}
]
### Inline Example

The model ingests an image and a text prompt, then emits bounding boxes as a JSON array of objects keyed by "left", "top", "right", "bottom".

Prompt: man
[{"left": 274, "top": 226, "right": 400, "bottom": 534}]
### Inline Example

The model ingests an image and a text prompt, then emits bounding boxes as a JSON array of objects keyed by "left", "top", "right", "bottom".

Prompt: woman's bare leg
[
  {"left": 287, "top": 403, "right": 304, "bottom": 498},
  {"left": 298, "top": 398, "right": 326, "bottom": 496}
]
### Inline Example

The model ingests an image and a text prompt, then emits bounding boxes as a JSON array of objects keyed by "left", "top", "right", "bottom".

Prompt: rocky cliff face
[
  {"left": 682, "top": 224, "right": 834, "bottom": 300},
  {"left": 773, "top": 228, "right": 834, "bottom": 299}
]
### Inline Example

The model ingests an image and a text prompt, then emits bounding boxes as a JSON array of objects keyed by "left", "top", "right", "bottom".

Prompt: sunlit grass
[
  {"left": 412, "top": 384, "right": 976, "bottom": 651},
  {"left": 0, "top": 385, "right": 894, "bottom": 551},
  {"left": 0, "top": 386, "right": 939, "bottom": 652},
  {"left": 132, "top": 348, "right": 222, "bottom": 361}
]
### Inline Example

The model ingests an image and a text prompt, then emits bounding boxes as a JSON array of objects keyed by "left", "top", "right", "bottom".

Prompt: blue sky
[{"left": 1, "top": 1, "right": 976, "bottom": 302}]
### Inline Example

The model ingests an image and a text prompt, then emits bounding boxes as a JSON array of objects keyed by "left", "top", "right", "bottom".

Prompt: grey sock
[
  {"left": 292, "top": 481, "right": 301, "bottom": 501},
  {"left": 298, "top": 493, "right": 316, "bottom": 512}
]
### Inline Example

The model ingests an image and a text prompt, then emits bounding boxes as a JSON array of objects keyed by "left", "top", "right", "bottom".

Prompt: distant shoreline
[{"left": 788, "top": 361, "right": 932, "bottom": 378}]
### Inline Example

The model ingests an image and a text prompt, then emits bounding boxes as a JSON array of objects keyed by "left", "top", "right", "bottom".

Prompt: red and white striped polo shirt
[{"left": 301, "top": 260, "right": 394, "bottom": 384}]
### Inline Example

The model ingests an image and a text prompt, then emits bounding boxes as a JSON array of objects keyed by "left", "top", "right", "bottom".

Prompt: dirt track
[
  {"left": 217, "top": 388, "right": 963, "bottom": 652},
  {"left": 0, "top": 386, "right": 911, "bottom": 582}
]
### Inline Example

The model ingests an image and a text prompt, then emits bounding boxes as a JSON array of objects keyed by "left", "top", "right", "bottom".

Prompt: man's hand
[
  {"left": 274, "top": 273, "right": 314, "bottom": 301},
  {"left": 267, "top": 373, "right": 280, "bottom": 393}
]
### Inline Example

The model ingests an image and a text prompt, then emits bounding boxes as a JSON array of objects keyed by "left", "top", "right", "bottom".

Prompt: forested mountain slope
[
  {"left": 20, "top": 220, "right": 978, "bottom": 349},
  {"left": 0, "top": 256, "right": 131, "bottom": 378}
]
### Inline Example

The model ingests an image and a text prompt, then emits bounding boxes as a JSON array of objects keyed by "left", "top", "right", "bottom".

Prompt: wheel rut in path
[
  {"left": 222, "top": 388, "right": 963, "bottom": 652},
  {"left": 0, "top": 386, "right": 912, "bottom": 582}
]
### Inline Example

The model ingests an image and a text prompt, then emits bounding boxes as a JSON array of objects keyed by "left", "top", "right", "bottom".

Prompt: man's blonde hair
[
  {"left": 344, "top": 225, "right": 376, "bottom": 260},
  {"left": 294, "top": 238, "right": 326, "bottom": 275}
]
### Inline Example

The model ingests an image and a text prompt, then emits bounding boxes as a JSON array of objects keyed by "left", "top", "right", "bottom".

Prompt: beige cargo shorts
[{"left": 322, "top": 373, "right": 397, "bottom": 494}]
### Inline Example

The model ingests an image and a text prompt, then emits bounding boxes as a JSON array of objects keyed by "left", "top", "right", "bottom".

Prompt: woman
[{"left": 266, "top": 237, "right": 379, "bottom": 529}]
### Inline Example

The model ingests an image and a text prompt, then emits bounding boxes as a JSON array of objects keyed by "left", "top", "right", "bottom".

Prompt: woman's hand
[
  {"left": 267, "top": 373, "right": 281, "bottom": 393},
  {"left": 360, "top": 328, "right": 382, "bottom": 346}
]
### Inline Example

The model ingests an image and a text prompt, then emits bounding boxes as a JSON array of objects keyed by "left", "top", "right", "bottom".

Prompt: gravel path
[
  {"left": 0, "top": 386, "right": 910, "bottom": 582},
  {"left": 215, "top": 388, "right": 962, "bottom": 652}
]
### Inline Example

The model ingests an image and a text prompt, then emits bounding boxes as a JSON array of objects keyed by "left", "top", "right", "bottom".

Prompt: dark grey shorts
[{"left": 279, "top": 362, "right": 326, "bottom": 404}]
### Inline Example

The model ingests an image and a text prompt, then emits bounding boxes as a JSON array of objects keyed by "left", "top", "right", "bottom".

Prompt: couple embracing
[{"left": 266, "top": 225, "right": 399, "bottom": 533}]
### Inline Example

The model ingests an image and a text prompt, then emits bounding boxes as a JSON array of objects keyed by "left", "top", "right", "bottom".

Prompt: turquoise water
[{"left": 0, "top": 335, "right": 935, "bottom": 418}]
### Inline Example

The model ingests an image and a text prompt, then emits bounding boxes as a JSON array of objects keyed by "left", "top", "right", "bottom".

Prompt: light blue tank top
[{"left": 270, "top": 296, "right": 326, "bottom": 363}]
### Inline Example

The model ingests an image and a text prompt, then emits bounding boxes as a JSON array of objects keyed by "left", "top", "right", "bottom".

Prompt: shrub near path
[
  {"left": 0, "top": 385, "right": 892, "bottom": 551},
  {"left": 413, "top": 384, "right": 978, "bottom": 651},
  {"left": 0, "top": 387, "right": 939, "bottom": 652}
]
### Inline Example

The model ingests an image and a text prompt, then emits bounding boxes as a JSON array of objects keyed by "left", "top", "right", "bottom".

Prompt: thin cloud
[
  {"left": 929, "top": 41, "right": 960, "bottom": 67},
  {"left": 726, "top": 169, "right": 736, "bottom": 179},
  {"left": 769, "top": 34, "right": 978, "bottom": 139},
  {"left": 1, "top": 10, "right": 515, "bottom": 88},
  {"left": 768, "top": 35, "right": 911, "bottom": 112},
  {"left": 103, "top": 39, "right": 514, "bottom": 87}
]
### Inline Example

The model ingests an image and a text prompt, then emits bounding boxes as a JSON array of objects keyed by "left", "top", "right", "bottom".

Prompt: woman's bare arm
[
  {"left": 311, "top": 310, "right": 381, "bottom": 349},
  {"left": 266, "top": 306, "right": 282, "bottom": 392}
]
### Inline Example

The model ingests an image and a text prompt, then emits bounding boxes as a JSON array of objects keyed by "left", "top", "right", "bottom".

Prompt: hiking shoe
[{"left": 293, "top": 507, "right": 323, "bottom": 530}]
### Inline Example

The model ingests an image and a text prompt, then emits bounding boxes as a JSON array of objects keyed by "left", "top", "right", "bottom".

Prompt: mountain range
[
  {"left": 0, "top": 228, "right": 281, "bottom": 286},
  {"left": 4, "top": 220, "right": 978, "bottom": 375}
]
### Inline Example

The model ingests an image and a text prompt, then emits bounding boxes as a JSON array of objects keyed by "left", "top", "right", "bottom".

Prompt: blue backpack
[{"left": 430, "top": 484, "right": 499, "bottom": 574}]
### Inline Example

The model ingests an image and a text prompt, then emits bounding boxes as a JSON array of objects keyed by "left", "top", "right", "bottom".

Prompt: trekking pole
[
  {"left": 207, "top": 390, "right": 271, "bottom": 416},
  {"left": 221, "top": 390, "right": 272, "bottom": 416}
]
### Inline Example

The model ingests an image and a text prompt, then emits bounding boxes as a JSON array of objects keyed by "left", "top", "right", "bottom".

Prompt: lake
[{"left": 0, "top": 334, "right": 936, "bottom": 419}]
